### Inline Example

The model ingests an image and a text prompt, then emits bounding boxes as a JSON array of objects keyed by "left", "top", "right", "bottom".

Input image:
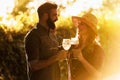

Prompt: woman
[{"left": 70, "top": 13, "right": 104, "bottom": 80}]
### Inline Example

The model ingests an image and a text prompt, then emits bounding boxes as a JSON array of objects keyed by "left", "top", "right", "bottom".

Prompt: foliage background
[{"left": 0, "top": 0, "right": 120, "bottom": 80}]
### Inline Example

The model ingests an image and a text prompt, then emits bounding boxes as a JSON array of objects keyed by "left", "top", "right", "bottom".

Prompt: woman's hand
[{"left": 72, "top": 48, "right": 85, "bottom": 61}]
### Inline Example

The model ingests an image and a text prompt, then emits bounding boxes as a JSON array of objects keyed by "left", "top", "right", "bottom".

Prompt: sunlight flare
[
  {"left": 0, "top": 0, "right": 15, "bottom": 16},
  {"left": 104, "top": 73, "right": 120, "bottom": 80},
  {"left": 60, "top": 0, "right": 103, "bottom": 17}
]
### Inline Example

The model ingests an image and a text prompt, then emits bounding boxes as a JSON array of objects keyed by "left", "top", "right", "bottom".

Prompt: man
[{"left": 24, "top": 2, "right": 67, "bottom": 80}]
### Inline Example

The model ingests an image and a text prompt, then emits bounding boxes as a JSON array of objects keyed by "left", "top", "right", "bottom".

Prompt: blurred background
[{"left": 0, "top": 0, "right": 120, "bottom": 80}]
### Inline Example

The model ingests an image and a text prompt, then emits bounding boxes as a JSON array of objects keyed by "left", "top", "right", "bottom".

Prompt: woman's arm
[
  {"left": 77, "top": 51, "right": 102, "bottom": 78},
  {"left": 72, "top": 48, "right": 104, "bottom": 79}
]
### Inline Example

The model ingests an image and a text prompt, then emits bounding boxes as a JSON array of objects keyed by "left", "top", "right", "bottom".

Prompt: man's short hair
[{"left": 37, "top": 2, "right": 57, "bottom": 18}]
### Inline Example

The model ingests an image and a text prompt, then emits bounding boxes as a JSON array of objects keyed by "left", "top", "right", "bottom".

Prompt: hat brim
[
  {"left": 72, "top": 16, "right": 97, "bottom": 34},
  {"left": 72, "top": 16, "right": 81, "bottom": 27},
  {"left": 72, "top": 16, "right": 88, "bottom": 26}
]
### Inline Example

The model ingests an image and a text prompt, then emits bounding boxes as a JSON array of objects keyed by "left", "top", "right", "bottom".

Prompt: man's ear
[
  {"left": 43, "top": 13, "right": 49, "bottom": 19},
  {"left": 72, "top": 16, "right": 81, "bottom": 27}
]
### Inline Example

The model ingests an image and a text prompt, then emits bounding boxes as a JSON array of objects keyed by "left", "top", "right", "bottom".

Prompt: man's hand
[{"left": 56, "top": 50, "right": 68, "bottom": 61}]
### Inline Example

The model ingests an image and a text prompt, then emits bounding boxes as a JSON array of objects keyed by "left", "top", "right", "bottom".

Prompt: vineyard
[{"left": 0, "top": 0, "right": 120, "bottom": 80}]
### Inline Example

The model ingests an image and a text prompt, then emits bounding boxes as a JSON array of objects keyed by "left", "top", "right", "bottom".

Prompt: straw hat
[{"left": 72, "top": 13, "right": 98, "bottom": 35}]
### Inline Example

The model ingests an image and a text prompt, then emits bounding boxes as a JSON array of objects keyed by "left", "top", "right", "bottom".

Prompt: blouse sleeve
[{"left": 92, "top": 45, "right": 105, "bottom": 70}]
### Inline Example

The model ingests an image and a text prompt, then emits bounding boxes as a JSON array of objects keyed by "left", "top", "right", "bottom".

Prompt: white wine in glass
[
  {"left": 62, "top": 39, "right": 71, "bottom": 50},
  {"left": 71, "top": 37, "right": 79, "bottom": 45}
]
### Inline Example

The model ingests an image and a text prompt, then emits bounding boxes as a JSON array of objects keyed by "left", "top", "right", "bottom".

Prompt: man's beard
[{"left": 47, "top": 17, "right": 56, "bottom": 30}]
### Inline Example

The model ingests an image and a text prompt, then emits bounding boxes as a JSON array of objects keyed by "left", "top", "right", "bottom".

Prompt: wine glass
[
  {"left": 62, "top": 39, "right": 71, "bottom": 80},
  {"left": 71, "top": 37, "right": 79, "bottom": 45}
]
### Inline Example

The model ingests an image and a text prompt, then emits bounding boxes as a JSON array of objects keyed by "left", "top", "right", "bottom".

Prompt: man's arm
[{"left": 29, "top": 50, "right": 68, "bottom": 71}]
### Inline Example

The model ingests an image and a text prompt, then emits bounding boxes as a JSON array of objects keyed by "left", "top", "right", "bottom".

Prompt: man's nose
[{"left": 54, "top": 17, "right": 58, "bottom": 22}]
